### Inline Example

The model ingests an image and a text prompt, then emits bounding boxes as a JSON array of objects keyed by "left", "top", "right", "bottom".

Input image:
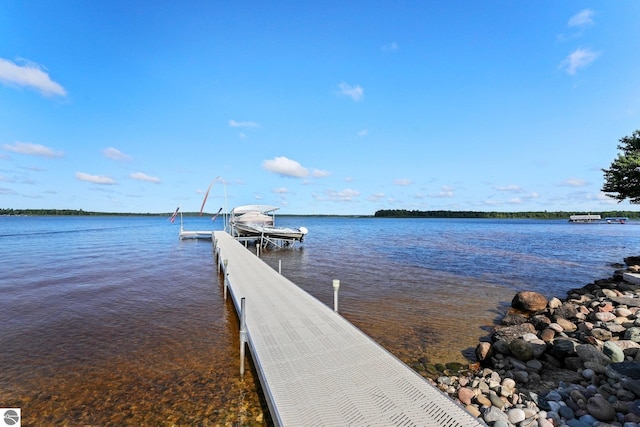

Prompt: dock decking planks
[{"left": 213, "top": 231, "right": 485, "bottom": 426}]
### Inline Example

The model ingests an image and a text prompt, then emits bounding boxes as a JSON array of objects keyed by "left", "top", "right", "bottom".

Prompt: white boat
[
  {"left": 606, "top": 217, "right": 628, "bottom": 224},
  {"left": 568, "top": 214, "right": 601, "bottom": 223},
  {"left": 229, "top": 204, "right": 308, "bottom": 246}
]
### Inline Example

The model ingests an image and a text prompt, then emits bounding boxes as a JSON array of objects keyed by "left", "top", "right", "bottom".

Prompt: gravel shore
[{"left": 415, "top": 256, "right": 640, "bottom": 427}]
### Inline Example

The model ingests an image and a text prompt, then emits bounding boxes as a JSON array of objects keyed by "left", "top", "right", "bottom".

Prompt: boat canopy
[{"left": 231, "top": 205, "right": 280, "bottom": 215}]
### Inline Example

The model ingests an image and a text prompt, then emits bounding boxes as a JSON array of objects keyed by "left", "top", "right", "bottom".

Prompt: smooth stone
[
  {"left": 465, "top": 404, "right": 481, "bottom": 417},
  {"left": 512, "top": 291, "right": 548, "bottom": 312},
  {"left": 530, "top": 339, "right": 548, "bottom": 358},
  {"left": 483, "top": 406, "right": 509, "bottom": 423},
  {"left": 547, "top": 400, "right": 562, "bottom": 412},
  {"left": 540, "top": 328, "right": 555, "bottom": 342},
  {"left": 604, "top": 341, "right": 626, "bottom": 363},
  {"left": 492, "top": 339, "right": 511, "bottom": 355},
  {"left": 526, "top": 359, "right": 543, "bottom": 371},
  {"left": 476, "top": 394, "right": 491, "bottom": 407},
  {"left": 501, "top": 377, "right": 516, "bottom": 390},
  {"left": 476, "top": 342, "right": 492, "bottom": 361},
  {"left": 489, "top": 391, "right": 505, "bottom": 409},
  {"left": 620, "top": 341, "right": 640, "bottom": 352},
  {"left": 556, "top": 303, "right": 579, "bottom": 319},
  {"left": 587, "top": 395, "right": 616, "bottom": 421},
  {"left": 551, "top": 338, "right": 577, "bottom": 358},
  {"left": 622, "top": 378, "right": 640, "bottom": 397},
  {"left": 458, "top": 387, "right": 475, "bottom": 405},
  {"left": 549, "top": 323, "right": 564, "bottom": 333},
  {"left": 507, "top": 408, "right": 526, "bottom": 424},
  {"left": 567, "top": 418, "right": 593, "bottom": 427},
  {"left": 607, "top": 322, "right": 628, "bottom": 333},
  {"left": 538, "top": 418, "right": 554, "bottom": 427},
  {"left": 617, "top": 307, "right": 634, "bottom": 317},
  {"left": 591, "top": 328, "right": 613, "bottom": 340},
  {"left": 559, "top": 404, "right": 576, "bottom": 419},
  {"left": 581, "top": 368, "right": 595, "bottom": 380},
  {"left": 514, "top": 370, "right": 529, "bottom": 384},
  {"left": 546, "top": 390, "right": 563, "bottom": 401},
  {"left": 556, "top": 317, "right": 578, "bottom": 332},
  {"left": 549, "top": 297, "right": 563, "bottom": 309},
  {"left": 593, "top": 311, "right": 617, "bottom": 322}
]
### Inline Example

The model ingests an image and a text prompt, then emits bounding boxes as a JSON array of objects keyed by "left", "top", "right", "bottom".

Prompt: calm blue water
[{"left": 1, "top": 215, "right": 638, "bottom": 425}]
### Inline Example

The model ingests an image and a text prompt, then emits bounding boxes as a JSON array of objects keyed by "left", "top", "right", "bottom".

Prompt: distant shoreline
[{"left": 2, "top": 208, "right": 640, "bottom": 219}]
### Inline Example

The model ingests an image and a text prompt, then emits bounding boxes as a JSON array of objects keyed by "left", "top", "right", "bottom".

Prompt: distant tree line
[
  {"left": 0, "top": 209, "right": 162, "bottom": 216},
  {"left": 373, "top": 209, "right": 640, "bottom": 219}
]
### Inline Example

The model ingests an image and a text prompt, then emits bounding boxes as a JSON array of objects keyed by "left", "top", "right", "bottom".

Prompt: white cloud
[
  {"left": 337, "top": 82, "right": 364, "bottom": 102},
  {"left": 596, "top": 192, "right": 618, "bottom": 204},
  {"left": 430, "top": 185, "right": 454, "bottom": 198},
  {"left": 333, "top": 189, "right": 360, "bottom": 201},
  {"left": 393, "top": 179, "right": 412, "bottom": 186},
  {"left": 382, "top": 42, "right": 399, "bottom": 52},
  {"left": 560, "top": 48, "right": 600, "bottom": 75},
  {"left": 75, "top": 172, "right": 117, "bottom": 185},
  {"left": 262, "top": 156, "right": 309, "bottom": 178},
  {"left": 0, "top": 58, "right": 67, "bottom": 97},
  {"left": 103, "top": 147, "right": 132, "bottom": 161},
  {"left": 273, "top": 187, "right": 289, "bottom": 194},
  {"left": 314, "top": 188, "right": 360, "bottom": 202},
  {"left": 433, "top": 191, "right": 454, "bottom": 198},
  {"left": 130, "top": 172, "right": 160, "bottom": 183},
  {"left": 312, "top": 169, "right": 331, "bottom": 178},
  {"left": 3, "top": 142, "right": 64, "bottom": 158},
  {"left": 562, "top": 178, "right": 587, "bottom": 187},
  {"left": 368, "top": 192, "right": 385, "bottom": 202},
  {"left": 495, "top": 184, "right": 523, "bottom": 192},
  {"left": 508, "top": 197, "right": 523, "bottom": 204},
  {"left": 357, "top": 129, "right": 368, "bottom": 137},
  {"left": 568, "top": 9, "right": 594, "bottom": 27},
  {"left": 229, "top": 119, "right": 259, "bottom": 128}
]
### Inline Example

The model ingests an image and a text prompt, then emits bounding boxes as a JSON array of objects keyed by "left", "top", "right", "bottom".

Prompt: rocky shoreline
[{"left": 416, "top": 256, "right": 640, "bottom": 427}]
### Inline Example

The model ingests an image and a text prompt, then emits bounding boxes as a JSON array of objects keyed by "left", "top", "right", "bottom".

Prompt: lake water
[{"left": 1, "top": 215, "right": 638, "bottom": 425}]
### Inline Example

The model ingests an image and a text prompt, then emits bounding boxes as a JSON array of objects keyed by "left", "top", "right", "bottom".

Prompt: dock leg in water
[{"left": 239, "top": 297, "right": 247, "bottom": 377}]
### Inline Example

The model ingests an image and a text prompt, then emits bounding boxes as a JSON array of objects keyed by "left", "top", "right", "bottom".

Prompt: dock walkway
[{"left": 213, "top": 231, "right": 484, "bottom": 426}]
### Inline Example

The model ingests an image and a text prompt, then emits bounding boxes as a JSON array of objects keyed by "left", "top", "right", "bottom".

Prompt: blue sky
[{"left": 1, "top": 1, "right": 639, "bottom": 215}]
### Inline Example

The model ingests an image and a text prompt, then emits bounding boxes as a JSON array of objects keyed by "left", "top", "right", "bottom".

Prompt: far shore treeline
[
  {"left": 2, "top": 208, "right": 640, "bottom": 219},
  {"left": 373, "top": 209, "right": 640, "bottom": 219}
]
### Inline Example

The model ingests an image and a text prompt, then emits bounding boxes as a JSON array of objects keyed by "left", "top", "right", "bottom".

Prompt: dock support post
[
  {"left": 240, "top": 297, "right": 247, "bottom": 377},
  {"left": 279, "top": 260, "right": 282, "bottom": 275},
  {"left": 223, "top": 260, "right": 229, "bottom": 300},
  {"left": 333, "top": 279, "right": 340, "bottom": 312}
]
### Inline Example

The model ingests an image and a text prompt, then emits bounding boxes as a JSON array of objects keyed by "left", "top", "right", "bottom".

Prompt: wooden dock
[{"left": 212, "top": 231, "right": 485, "bottom": 426}]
